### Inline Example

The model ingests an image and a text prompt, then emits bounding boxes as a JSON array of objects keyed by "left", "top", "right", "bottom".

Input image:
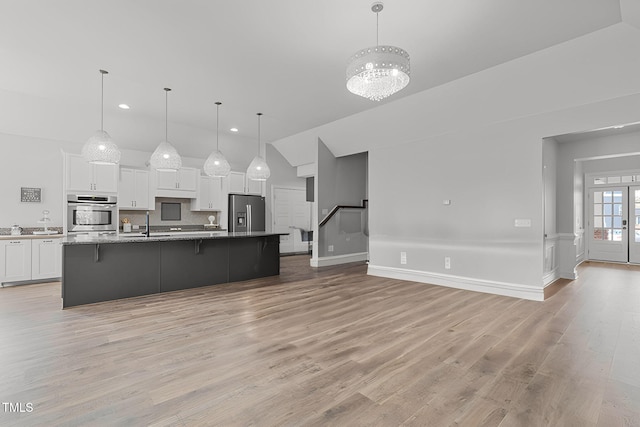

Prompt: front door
[{"left": 588, "top": 188, "right": 628, "bottom": 262}]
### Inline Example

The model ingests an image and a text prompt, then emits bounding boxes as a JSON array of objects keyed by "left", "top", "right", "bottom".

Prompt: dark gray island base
[{"left": 61, "top": 232, "right": 281, "bottom": 308}]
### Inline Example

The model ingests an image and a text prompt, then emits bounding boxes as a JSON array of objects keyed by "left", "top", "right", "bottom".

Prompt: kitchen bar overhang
[{"left": 61, "top": 232, "right": 285, "bottom": 308}]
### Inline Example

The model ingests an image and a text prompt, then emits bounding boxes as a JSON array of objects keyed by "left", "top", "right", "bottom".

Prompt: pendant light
[
  {"left": 246, "top": 113, "right": 270, "bottom": 181},
  {"left": 204, "top": 101, "right": 231, "bottom": 178},
  {"left": 346, "top": 2, "right": 410, "bottom": 101},
  {"left": 149, "top": 88, "right": 182, "bottom": 171},
  {"left": 81, "top": 69, "right": 121, "bottom": 164}
]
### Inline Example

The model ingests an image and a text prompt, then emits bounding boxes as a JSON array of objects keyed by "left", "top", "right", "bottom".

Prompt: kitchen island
[{"left": 61, "top": 232, "right": 282, "bottom": 308}]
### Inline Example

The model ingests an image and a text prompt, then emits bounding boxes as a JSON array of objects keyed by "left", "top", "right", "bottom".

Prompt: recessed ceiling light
[
  {"left": 230, "top": 127, "right": 238, "bottom": 132},
  {"left": 118, "top": 104, "right": 130, "bottom": 110}
]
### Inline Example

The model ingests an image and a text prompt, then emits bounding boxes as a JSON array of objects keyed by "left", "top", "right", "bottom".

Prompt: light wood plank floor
[{"left": 1, "top": 257, "right": 640, "bottom": 426}]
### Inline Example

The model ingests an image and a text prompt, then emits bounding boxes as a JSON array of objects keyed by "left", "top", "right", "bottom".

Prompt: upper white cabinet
[
  {"left": 227, "top": 171, "right": 264, "bottom": 196},
  {"left": 119, "top": 168, "right": 150, "bottom": 210},
  {"left": 31, "top": 238, "right": 62, "bottom": 280},
  {"left": 0, "top": 240, "right": 32, "bottom": 284},
  {"left": 191, "top": 175, "right": 224, "bottom": 211},
  {"left": 153, "top": 167, "right": 198, "bottom": 198},
  {"left": 246, "top": 177, "right": 264, "bottom": 195},
  {"left": 228, "top": 171, "right": 246, "bottom": 194},
  {"left": 65, "top": 153, "right": 118, "bottom": 193}
]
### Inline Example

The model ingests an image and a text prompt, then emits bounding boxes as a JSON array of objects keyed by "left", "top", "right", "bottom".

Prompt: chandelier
[
  {"left": 204, "top": 102, "right": 231, "bottom": 178},
  {"left": 346, "top": 2, "right": 410, "bottom": 101},
  {"left": 149, "top": 88, "right": 182, "bottom": 171},
  {"left": 82, "top": 69, "right": 121, "bottom": 164}
]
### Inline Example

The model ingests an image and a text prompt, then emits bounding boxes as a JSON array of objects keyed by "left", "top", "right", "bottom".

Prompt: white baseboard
[
  {"left": 543, "top": 268, "right": 559, "bottom": 287},
  {"left": 310, "top": 252, "right": 368, "bottom": 268},
  {"left": 559, "top": 270, "right": 578, "bottom": 280},
  {"left": 367, "top": 264, "right": 544, "bottom": 301}
]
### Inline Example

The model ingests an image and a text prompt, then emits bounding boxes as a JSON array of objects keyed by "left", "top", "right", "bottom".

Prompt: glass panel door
[{"left": 588, "top": 188, "right": 628, "bottom": 262}]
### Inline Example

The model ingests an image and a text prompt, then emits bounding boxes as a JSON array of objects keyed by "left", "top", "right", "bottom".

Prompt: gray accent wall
[{"left": 316, "top": 139, "right": 368, "bottom": 258}]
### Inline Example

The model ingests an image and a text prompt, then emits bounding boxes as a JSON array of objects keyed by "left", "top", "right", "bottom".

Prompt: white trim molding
[
  {"left": 367, "top": 264, "right": 544, "bottom": 301},
  {"left": 544, "top": 233, "right": 560, "bottom": 286},
  {"left": 310, "top": 252, "right": 368, "bottom": 268},
  {"left": 558, "top": 232, "right": 579, "bottom": 280}
]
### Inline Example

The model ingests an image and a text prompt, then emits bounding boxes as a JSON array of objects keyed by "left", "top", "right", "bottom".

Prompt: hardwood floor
[{"left": 1, "top": 257, "right": 639, "bottom": 426}]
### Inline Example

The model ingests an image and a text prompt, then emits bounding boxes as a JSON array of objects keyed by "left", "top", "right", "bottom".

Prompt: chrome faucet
[{"left": 145, "top": 211, "right": 150, "bottom": 237}]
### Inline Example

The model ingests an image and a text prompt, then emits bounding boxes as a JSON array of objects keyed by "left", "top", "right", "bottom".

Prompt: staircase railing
[{"left": 319, "top": 199, "right": 368, "bottom": 228}]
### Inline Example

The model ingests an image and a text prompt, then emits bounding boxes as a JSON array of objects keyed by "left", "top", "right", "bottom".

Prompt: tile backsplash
[{"left": 120, "top": 197, "right": 221, "bottom": 230}]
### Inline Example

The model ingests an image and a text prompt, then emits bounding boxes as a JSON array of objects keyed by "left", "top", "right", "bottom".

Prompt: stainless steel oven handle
[{"left": 68, "top": 203, "right": 116, "bottom": 208}]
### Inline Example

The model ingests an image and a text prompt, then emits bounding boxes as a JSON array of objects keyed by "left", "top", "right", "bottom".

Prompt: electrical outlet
[
  {"left": 444, "top": 257, "right": 451, "bottom": 269},
  {"left": 328, "top": 245, "right": 334, "bottom": 252},
  {"left": 400, "top": 251, "right": 407, "bottom": 265}
]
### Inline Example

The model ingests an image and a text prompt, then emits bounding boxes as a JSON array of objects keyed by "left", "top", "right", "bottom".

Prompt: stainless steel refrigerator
[{"left": 228, "top": 194, "right": 266, "bottom": 232}]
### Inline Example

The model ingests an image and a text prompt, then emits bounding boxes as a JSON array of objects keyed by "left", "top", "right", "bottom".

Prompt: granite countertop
[
  {"left": 0, "top": 233, "right": 63, "bottom": 240},
  {"left": 0, "top": 226, "right": 63, "bottom": 240},
  {"left": 62, "top": 231, "right": 286, "bottom": 245}
]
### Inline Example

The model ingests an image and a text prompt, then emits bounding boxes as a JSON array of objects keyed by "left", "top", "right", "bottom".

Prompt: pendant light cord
[
  {"left": 376, "top": 11, "right": 379, "bottom": 46},
  {"left": 99, "top": 69, "right": 108, "bottom": 132},
  {"left": 215, "top": 102, "right": 221, "bottom": 151},
  {"left": 257, "top": 113, "right": 262, "bottom": 156},
  {"left": 101, "top": 72, "right": 104, "bottom": 132},
  {"left": 164, "top": 88, "right": 171, "bottom": 141}
]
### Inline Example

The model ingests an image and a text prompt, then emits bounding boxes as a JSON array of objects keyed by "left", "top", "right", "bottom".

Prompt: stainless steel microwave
[{"left": 67, "top": 194, "right": 117, "bottom": 233}]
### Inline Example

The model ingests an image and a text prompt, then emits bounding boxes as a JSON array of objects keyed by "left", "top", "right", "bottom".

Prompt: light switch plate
[{"left": 514, "top": 219, "right": 532, "bottom": 227}]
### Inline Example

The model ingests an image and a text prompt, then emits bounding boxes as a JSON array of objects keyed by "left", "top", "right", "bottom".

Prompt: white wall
[
  {"left": 0, "top": 133, "right": 73, "bottom": 228},
  {"left": 277, "top": 23, "right": 640, "bottom": 300},
  {"left": 582, "top": 152, "right": 640, "bottom": 173},
  {"left": 543, "top": 138, "right": 558, "bottom": 238},
  {"left": 543, "top": 138, "right": 559, "bottom": 283}
]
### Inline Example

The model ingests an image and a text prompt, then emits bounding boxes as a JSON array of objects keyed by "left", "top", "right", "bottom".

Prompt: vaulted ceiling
[{"left": 0, "top": 0, "right": 632, "bottom": 163}]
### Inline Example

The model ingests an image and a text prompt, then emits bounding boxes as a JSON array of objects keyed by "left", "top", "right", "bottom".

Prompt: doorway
[
  {"left": 587, "top": 184, "right": 640, "bottom": 264},
  {"left": 272, "top": 187, "right": 311, "bottom": 254}
]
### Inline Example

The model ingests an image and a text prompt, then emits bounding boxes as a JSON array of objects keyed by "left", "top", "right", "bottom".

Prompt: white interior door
[
  {"left": 273, "top": 188, "right": 310, "bottom": 254},
  {"left": 588, "top": 188, "right": 628, "bottom": 262},
  {"left": 630, "top": 186, "right": 640, "bottom": 264}
]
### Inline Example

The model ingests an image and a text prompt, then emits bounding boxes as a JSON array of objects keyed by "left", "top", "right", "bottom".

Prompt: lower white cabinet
[
  {"left": 0, "top": 240, "right": 32, "bottom": 283},
  {"left": 32, "top": 238, "right": 62, "bottom": 280},
  {"left": 0, "top": 238, "right": 62, "bottom": 284}
]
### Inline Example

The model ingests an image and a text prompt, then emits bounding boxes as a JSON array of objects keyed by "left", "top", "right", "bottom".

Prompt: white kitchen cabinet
[
  {"left": 155, "top": 168, "right": 197, "bottom": 191},
  {"left": 153, "top": 167, "right": 198, "bottom": 198},
  {"left": 119, "top": 168, "right": 150, "bottom": 210},
  {"left": 65, "top": 153, "right": 118, "bottom": 193},
  {"left": 246, "top": 177, "right": 264, "bottom": 195},
  {"left": 226, "top": 171, "right": 264, "bottom": 195},
  {"left": 191, "top": 175, "right": 224, "bottom": 211},
  {"left": 0, "top": 240, "right": 32, "bottom": 284},
  {"left": 31, "top": 238, "right": 62, "bottom": 280},
  {"left": 228, "top": 171, "right": 246, "bottom": 194}
]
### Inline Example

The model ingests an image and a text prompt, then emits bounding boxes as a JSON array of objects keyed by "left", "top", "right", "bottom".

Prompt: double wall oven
[{"left": 67, "top": 194, "right": 117, "bottom": 234}]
